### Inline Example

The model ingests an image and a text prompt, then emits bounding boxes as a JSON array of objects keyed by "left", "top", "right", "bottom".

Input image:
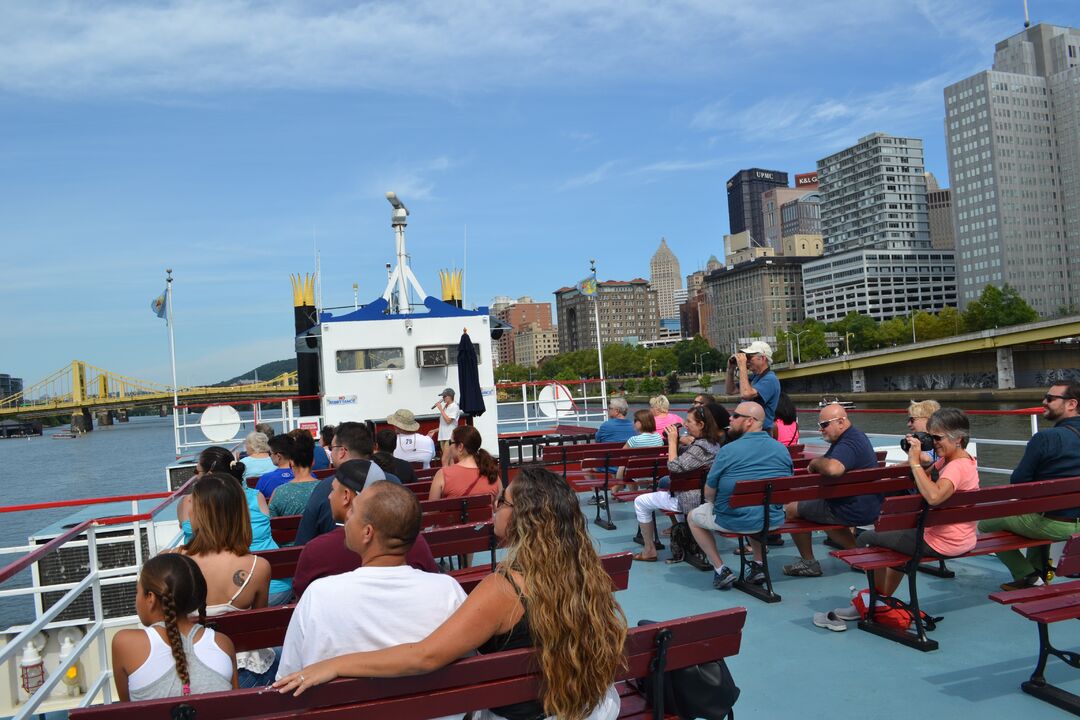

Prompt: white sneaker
[
  {"left": 831, "top": 604, "right": 861, "bottom": 621},
  {"left": 813, "top": 611, "right": 848, "bottom": 632}
]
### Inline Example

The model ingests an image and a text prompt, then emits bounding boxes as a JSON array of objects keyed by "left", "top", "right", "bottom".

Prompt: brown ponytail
[
  {"left": 159, "top": 590, "right": 190, "bottom": 690},
  {"left": 450, "top": 426, "right": 500, "bottom": 486}
]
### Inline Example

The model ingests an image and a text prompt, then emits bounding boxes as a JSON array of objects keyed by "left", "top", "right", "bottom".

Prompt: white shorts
[{"left": 633, "top": 490, "right": 679, "bottom": 523}]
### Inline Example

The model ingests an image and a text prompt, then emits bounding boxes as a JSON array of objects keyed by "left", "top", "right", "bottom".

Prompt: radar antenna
[{"left": 382, "top": 192, "right": 428, "bottom": 313}]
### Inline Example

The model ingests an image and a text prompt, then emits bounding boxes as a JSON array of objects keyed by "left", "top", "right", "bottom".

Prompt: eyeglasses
[
  {"left": 330, "top": 444, "right": 346, "bottom": 452},
  {"left": 818, "top": 418, "right": 843, "bottom": 430},
  {"left": 1045, "top": 393, "right": 1069, "bottom": 403},
  {"left": 906, "top": 416, "right": 920, "bottom": 423},
  {"left": 495, "top": 489, "right": 514, "bottom": 511},
  {"left": 929, "top": 434, "right": 946, "bottom": 442}
]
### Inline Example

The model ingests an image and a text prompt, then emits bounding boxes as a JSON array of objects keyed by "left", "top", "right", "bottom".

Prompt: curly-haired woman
[{"left": 275, "top": 466, "right": 628, "bottom": 720}]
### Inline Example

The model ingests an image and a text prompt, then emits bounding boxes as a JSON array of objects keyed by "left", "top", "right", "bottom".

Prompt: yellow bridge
[{"left": 0, "top": 361, "right": 299, "bottom": 421}]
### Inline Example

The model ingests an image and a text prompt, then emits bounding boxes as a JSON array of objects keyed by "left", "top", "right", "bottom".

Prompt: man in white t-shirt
[
  {"left": 387, "top": 408, "right": 436, "bottom": 468},
  {"left": 277, "top": 480, "right": 467, "bottom": 680},
  {"left": 430, "top": 387, "right": 462, "bottom": 452}
]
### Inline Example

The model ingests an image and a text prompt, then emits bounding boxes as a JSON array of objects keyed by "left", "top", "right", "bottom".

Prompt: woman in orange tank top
[{"left": 429, "top": 425, "right": 501, "bottom": 500}]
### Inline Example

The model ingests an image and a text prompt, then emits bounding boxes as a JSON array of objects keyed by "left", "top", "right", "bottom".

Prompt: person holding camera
[
  {"left": 724, "top": 341, "right": 780, "bottom": 430},
  {"left": 906, "top": 399, "right": 941, "bottom": 468},
  {"left": 852, "top": 408, "right": 979, "bottom": 598}
]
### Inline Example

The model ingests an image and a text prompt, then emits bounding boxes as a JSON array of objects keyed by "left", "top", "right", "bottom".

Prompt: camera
[{"left": 900, "top": 431, "right": 934, "bottom": 452}]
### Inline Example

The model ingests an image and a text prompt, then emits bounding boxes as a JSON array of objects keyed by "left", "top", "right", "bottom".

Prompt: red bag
[{"left": 852, "top": 589, "right": 940, "bottom": 632}]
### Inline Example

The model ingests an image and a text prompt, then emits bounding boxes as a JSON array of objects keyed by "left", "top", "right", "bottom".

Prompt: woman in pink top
[
  {"left": 650, "top": 395, "right": 683, "bottom": 435},
  {"left": 429, "top": 425, "right": 500, "bottom": 500},
  {"left": 772, "top": 393, "right": 800, "bottom": 446},
  {"left": 855, "top": 407, "right": 979, "bottom": 598}
]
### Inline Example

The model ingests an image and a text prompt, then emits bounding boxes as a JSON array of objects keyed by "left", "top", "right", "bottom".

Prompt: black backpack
[
  {"left": 668, "top": 521, "right": 712, "bottom": 572},
  {"left": 637, "top": 621, "right": 740, "bottom": 720}
]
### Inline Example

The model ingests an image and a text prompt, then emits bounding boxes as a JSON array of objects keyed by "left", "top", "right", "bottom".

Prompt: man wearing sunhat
[
  {"left": 724, "top": 340, "right": 781, "bottom": 430},
  {"left": 388, "top": 408, "right": 436, "bottom": 468}
]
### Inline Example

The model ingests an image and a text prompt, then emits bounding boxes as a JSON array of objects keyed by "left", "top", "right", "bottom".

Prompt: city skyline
[{"left": 2, "top": 1, "right": 1076, "bottom": 387}]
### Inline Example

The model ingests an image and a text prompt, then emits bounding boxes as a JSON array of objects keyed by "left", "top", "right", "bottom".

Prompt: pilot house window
[{"left": 336, "top": 348, "right": 405, "bottom": 372}]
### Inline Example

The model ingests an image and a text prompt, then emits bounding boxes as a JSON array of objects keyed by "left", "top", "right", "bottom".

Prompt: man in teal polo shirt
[
  {"left": 687, "top": 402, "right": 794, "bottom": 590},
  {"left": 725, "top": 341, "right": 781, "bottom": 430}
]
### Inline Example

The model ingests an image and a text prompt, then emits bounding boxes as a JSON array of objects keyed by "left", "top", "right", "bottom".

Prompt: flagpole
[
  {"left": 589, "top": 259, "right": 608, "bottom": 407},
  {"left": 166, "top": 269, "right": 180, "bottom": 457}
]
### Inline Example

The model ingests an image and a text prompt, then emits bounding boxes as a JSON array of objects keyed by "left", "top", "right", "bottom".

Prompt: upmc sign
[{"left": 795, "top": 172, "right": 819, "bottom": 188}]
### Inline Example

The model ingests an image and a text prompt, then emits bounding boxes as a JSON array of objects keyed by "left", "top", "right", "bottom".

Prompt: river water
[{"left": 0, "top": 400, "right": 1046, "bottom": 628}]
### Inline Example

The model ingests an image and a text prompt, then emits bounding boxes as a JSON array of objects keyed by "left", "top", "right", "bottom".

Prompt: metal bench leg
[
  {"left": 857, "top": 568, "right": 939, "bottom": 652},
  {"left": 916, "top": 558, "right": 955, "bottom": 578},
  {"left": 733, "top": 533, "right": 781, "bottom": 604},
  {"left": 593, "top": 476, "right": 616, "bottom": 531},
  {"left": 1021, "top": 621, "right": 1080, "bottom": 715}
]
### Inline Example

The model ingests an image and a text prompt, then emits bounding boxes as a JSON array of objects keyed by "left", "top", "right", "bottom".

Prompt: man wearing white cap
[{"left": 725, "top": 340, "right": 781, "bottom": 430}]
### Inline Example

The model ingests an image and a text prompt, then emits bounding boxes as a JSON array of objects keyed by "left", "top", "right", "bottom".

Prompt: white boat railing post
[
  {"left": 1031, "top": 412, "right": 1039, "bottom": 437},
  {"left": 86, "top": 524, "right": 112, "bottom": 703},
  {"left": 521, "top": 383, "right": 530, "bottom": 431}
]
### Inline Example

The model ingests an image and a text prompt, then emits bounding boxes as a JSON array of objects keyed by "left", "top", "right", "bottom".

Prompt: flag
[
  {"left": 151, "top": 287, "right": 168, "bottom": 319},
  {"left": 577, "top": 276, "right": 597, "bottom": 295}
]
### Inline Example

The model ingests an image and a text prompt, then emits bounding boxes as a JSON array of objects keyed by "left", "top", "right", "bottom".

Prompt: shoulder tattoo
[{"left": 232, "top": 569, "right": 247, "bottom": 588}]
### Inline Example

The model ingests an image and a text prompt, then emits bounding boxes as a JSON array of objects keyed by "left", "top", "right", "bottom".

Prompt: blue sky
[{"left": 2, "top": 0, "right": 1075, "bottom": 388}]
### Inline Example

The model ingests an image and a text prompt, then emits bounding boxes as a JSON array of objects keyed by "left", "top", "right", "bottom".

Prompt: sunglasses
[
  {"left": 1045, "top": 393, "right": 1070, "bottom": 402},
  {"left": 818, "top": 417, "right": 844, "bottom": 429}
]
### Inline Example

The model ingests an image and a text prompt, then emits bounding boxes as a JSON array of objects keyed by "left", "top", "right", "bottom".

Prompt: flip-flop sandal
[{"left": 633, "top": 553, "right": 658, "bottom": 562}]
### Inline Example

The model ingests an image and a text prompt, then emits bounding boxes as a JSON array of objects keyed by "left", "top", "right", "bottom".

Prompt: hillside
[{"left": 216, "top": 358, "right": 297, "bottom": 386}]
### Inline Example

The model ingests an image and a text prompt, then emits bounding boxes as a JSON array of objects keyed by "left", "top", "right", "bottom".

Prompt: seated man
[
  {"left": 389, "top": 409, "right": 437, "bottom": 468},
  {"left": 687, "top": 402, "right": 793, "bottom": 590},
  {"left": 782, "top": 404, "right": 878, "bottom": 578},
  {"left": 278, "top": 480, "right": 467, "bottom": 679},
  {"left": 595, "top": 397, "right": 636, "bottom": 444},
  {"left": 375, "top": 427, "right": 420, "bottom": 484},
  {"left": 291, "top": 460, "right": 438, "bottom": 599}
]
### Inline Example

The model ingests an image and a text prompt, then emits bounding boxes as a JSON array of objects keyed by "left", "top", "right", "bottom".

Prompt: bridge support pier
[
  {"left": 997, "top": 348, "right": 1016, "bottom": 390},
  {"left": 71, "top": 409, "right": 93, "bottom": 433},
  {"left": 96, "top": 410, "right": 114, "bottom": 427},
  {"left": 117, "top": 409, "right": 129, "bottom": 423},
  {"left": 851, "top": 368, "right": 866, "bottom": 393}
]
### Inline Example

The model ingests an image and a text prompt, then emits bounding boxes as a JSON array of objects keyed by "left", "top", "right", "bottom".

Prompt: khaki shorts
[{"left": 688, "top": 503, "right": 743, "bottom": 534}]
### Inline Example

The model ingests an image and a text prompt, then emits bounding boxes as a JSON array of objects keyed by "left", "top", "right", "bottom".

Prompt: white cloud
[
  {"left": 558, "top": 161, "right": 617, "bottom": 190},
  {"left": 0, "top": 0, "right": 1005, "bottom": 98},
  {"left": 365, "top": 155, "right": 454, "bottom": 201}
]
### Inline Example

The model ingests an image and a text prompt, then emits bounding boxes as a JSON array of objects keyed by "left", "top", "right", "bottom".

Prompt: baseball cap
[
  {"left": 334, "top": 459, "right": 386, "bottom": 493},
  {"left": 440, "top": 388, "right": 455, "bottom": 398},
  {"left": 740, "top": 340, "right": 773, "bottom": 360}
]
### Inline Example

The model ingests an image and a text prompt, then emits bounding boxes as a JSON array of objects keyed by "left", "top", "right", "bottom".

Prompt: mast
[{"left": 381, "top": 192, "right": 428, "bottom": 313}]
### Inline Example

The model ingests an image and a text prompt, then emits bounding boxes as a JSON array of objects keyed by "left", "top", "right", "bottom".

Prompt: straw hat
[{"left": 386, "top": 408, "right": 420, "bottom": 432}]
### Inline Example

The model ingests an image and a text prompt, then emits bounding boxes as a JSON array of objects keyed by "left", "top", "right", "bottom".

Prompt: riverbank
[{"left": 623, "top": 386, "right": 1048, "bottom": 405}]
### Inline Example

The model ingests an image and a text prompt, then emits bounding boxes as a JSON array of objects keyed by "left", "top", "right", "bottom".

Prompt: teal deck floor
[{"left": 585, "top": 497, "right": 1080, "bottom": 719}]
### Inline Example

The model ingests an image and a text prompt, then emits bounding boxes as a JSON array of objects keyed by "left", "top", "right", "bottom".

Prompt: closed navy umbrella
[{"left": 457, "top": 330, "right": 486, "bottom": 417}]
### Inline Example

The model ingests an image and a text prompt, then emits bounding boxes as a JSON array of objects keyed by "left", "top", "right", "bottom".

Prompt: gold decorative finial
[
  {"left": 438, "top": 269, "right": 463, "bottom": 303},
  {"left": 290, "top": 273, "right": 315, "bottom": 307}
]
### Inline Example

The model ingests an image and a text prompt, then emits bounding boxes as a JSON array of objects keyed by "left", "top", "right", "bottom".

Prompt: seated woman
[
  {"left": 633, "top": 404, "right": 725, "bottom": 562},
  {"left": 772, "top": 393, "right": 800, "bottom": 447},
  {"left": 429, "top": 425, "right": 500, "bottom": 500},
  {"left": 611, "top": 409, "right": 664, "bottom": 495},
  {"left": 178, "top": 446, "right": 293, "bottom": 603},
  {"left": 269, "top": 431, "right": 320, "bottom": 517},
  {"left": 178, "top": 473, "right": 276, "bottom": 687},
  {"left": 112, "top": 554, "right": 236, "bottom": 701},
  {"left": 649, "top": 395, "right": 683, "bottom": 435},
  {"left": 825, "top": 408, "right": 979, "bottom": 625},
  {"left": 275, "top": 466, "right": 628, "bottom": 720},
  {"left": 238, "top": 432, "right": 275, "bottom": 480}
]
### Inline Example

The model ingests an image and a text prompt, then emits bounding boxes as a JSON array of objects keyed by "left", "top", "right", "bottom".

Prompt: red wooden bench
[
  {"left": 70, "top": 606, "right": 745, "bottom": 720},
  {"left": 270, "top": 494, "right": 493, "bottom": 545},
  {"left": 724, "top": 465, "right": 915, "bottom": 603},
  {"left": 401, "top": 480, "right": 433, "bottom": 499},
  {"left": 574, "top": 447, "right": 669, "bottom": 530},
  {"left": 203, "top": 551, "right": 636, "bottom": 654},
  {"left": 989, "top": 533, "right": 1080, "bottom": 714},
  {"left": 831, "top": 476, "right": 1080, "bottom": 651}
]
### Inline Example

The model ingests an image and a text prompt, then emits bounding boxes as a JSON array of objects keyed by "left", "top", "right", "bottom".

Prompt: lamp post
[
  {"left": 648, "top": 359, "right": 656, "bottom": 377},
  {"left": 791, "top": 329, "right": 808, "bottom": 364},
  {"left": 589, "top": 259, "right": 608, "bottom": 405},
  {"left": 845, "top": 332, "right": 854, "bottom": 356},
  {"left": 911, "top": 311, "right": 918, "bottom": 344},
  {"left": 696, "top": 352, "right": 706, "bottom": 374}
]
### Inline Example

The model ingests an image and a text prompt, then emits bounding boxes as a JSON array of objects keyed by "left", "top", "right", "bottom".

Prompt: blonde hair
[
  {"left": 649, "top": 395, "right": 670, "bottom": 413},
  {"left": 908, "top": 399, "right": 941, "bottom": 419},
  {"left": 499, "top": 467, "right": 627, "bottom": 720}
]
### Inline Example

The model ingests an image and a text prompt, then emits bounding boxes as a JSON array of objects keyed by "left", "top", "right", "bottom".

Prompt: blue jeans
[{"left": 237, "top": 649, "right": 282, "bottom": 688}]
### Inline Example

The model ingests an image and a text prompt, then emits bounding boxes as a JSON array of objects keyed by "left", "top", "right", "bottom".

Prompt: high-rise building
[
  {"left": 803, "top": 132, "right": 957, "bottom": 322},
  {"left": 554, "top": 279, "right": 659, "bottom": 352},
  {"left": 649, "top": 237, "right": 683, "bottom": 323},
  {"left": 944, "top": 22, "right": 1080, "bottom": 313},
  {"left": 726, "top": 168, "right": 789, "bottom": 244},
  {"left": 0, "top": 374, "right": 23, "bottom": 400},
  {"left": 927, "top": 187, "right": 955, "bottom": 250},
  {"left": 724, "top": 231, "right": 775, "bottom": 265},
  {"left": 491, "top": 297, "right": 553, "bottom": 366},
  {"left": 513, "top": 323, "right": 560, "bottom": 368},
  {"left": 700, "top": 257, "right": 810, "bottom": 354},
  {"left": 761, "top": 187, "right": 812, "bottom": 252}
]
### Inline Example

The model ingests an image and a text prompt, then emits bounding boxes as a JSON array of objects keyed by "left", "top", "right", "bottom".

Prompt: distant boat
[
  {"left": 819, "top": 395, "right": 856, "bottom": 410},
  {"left": 51, "top": 431, "right": 79, "bottom": 439}
]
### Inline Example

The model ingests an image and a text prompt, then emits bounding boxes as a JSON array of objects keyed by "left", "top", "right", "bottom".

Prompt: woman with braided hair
[
  {"left": 276, "top": 466, "right": 628, "bottom": 720},
  {"left": 112, "top": 554, "right": 236, "bottom": 701}
]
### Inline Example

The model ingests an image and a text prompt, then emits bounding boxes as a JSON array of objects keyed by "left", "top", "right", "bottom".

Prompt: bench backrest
[
  {"left": 313, "top": 468, "right": 335, "bottom": 480},
  {"left": 414, "top": 466, "right": 439, "bottom": 481},
  {"left": 728, "top": 465, "right": 913, "bottom": 508},
  {"left": 874, "top": 476, "right": 1080, "bottom": 532},
  {"left": 74, "top": 608, "right": 745, "bottom": 720},
  {"left": 270, "top": 514, "right": 303, "bottom": 545},
  {"left": 1057, "top": 533, "right": 1080, "bottom": 577},
  {"left": 787, "top": 443, "right": 804, "bottom": 457},
  {"left": 666, "top": 466, "right": 710, "bottom": 494},
  {"left": 580, "top": 447, "right": 667, "bottom": 471},
  {"left": 402, "top": 480, "right": 433, "bottom": 499},
  {"left": 208, "top": 551, "right": 636, "bottom": 653}
]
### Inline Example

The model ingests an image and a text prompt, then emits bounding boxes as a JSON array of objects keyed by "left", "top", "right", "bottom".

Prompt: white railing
[
  {"left": 173, "top": 395, "right": 323, "bottom": 458},
  {"left": 494, "top": 378, "right": 608, "bottom": 434}
]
